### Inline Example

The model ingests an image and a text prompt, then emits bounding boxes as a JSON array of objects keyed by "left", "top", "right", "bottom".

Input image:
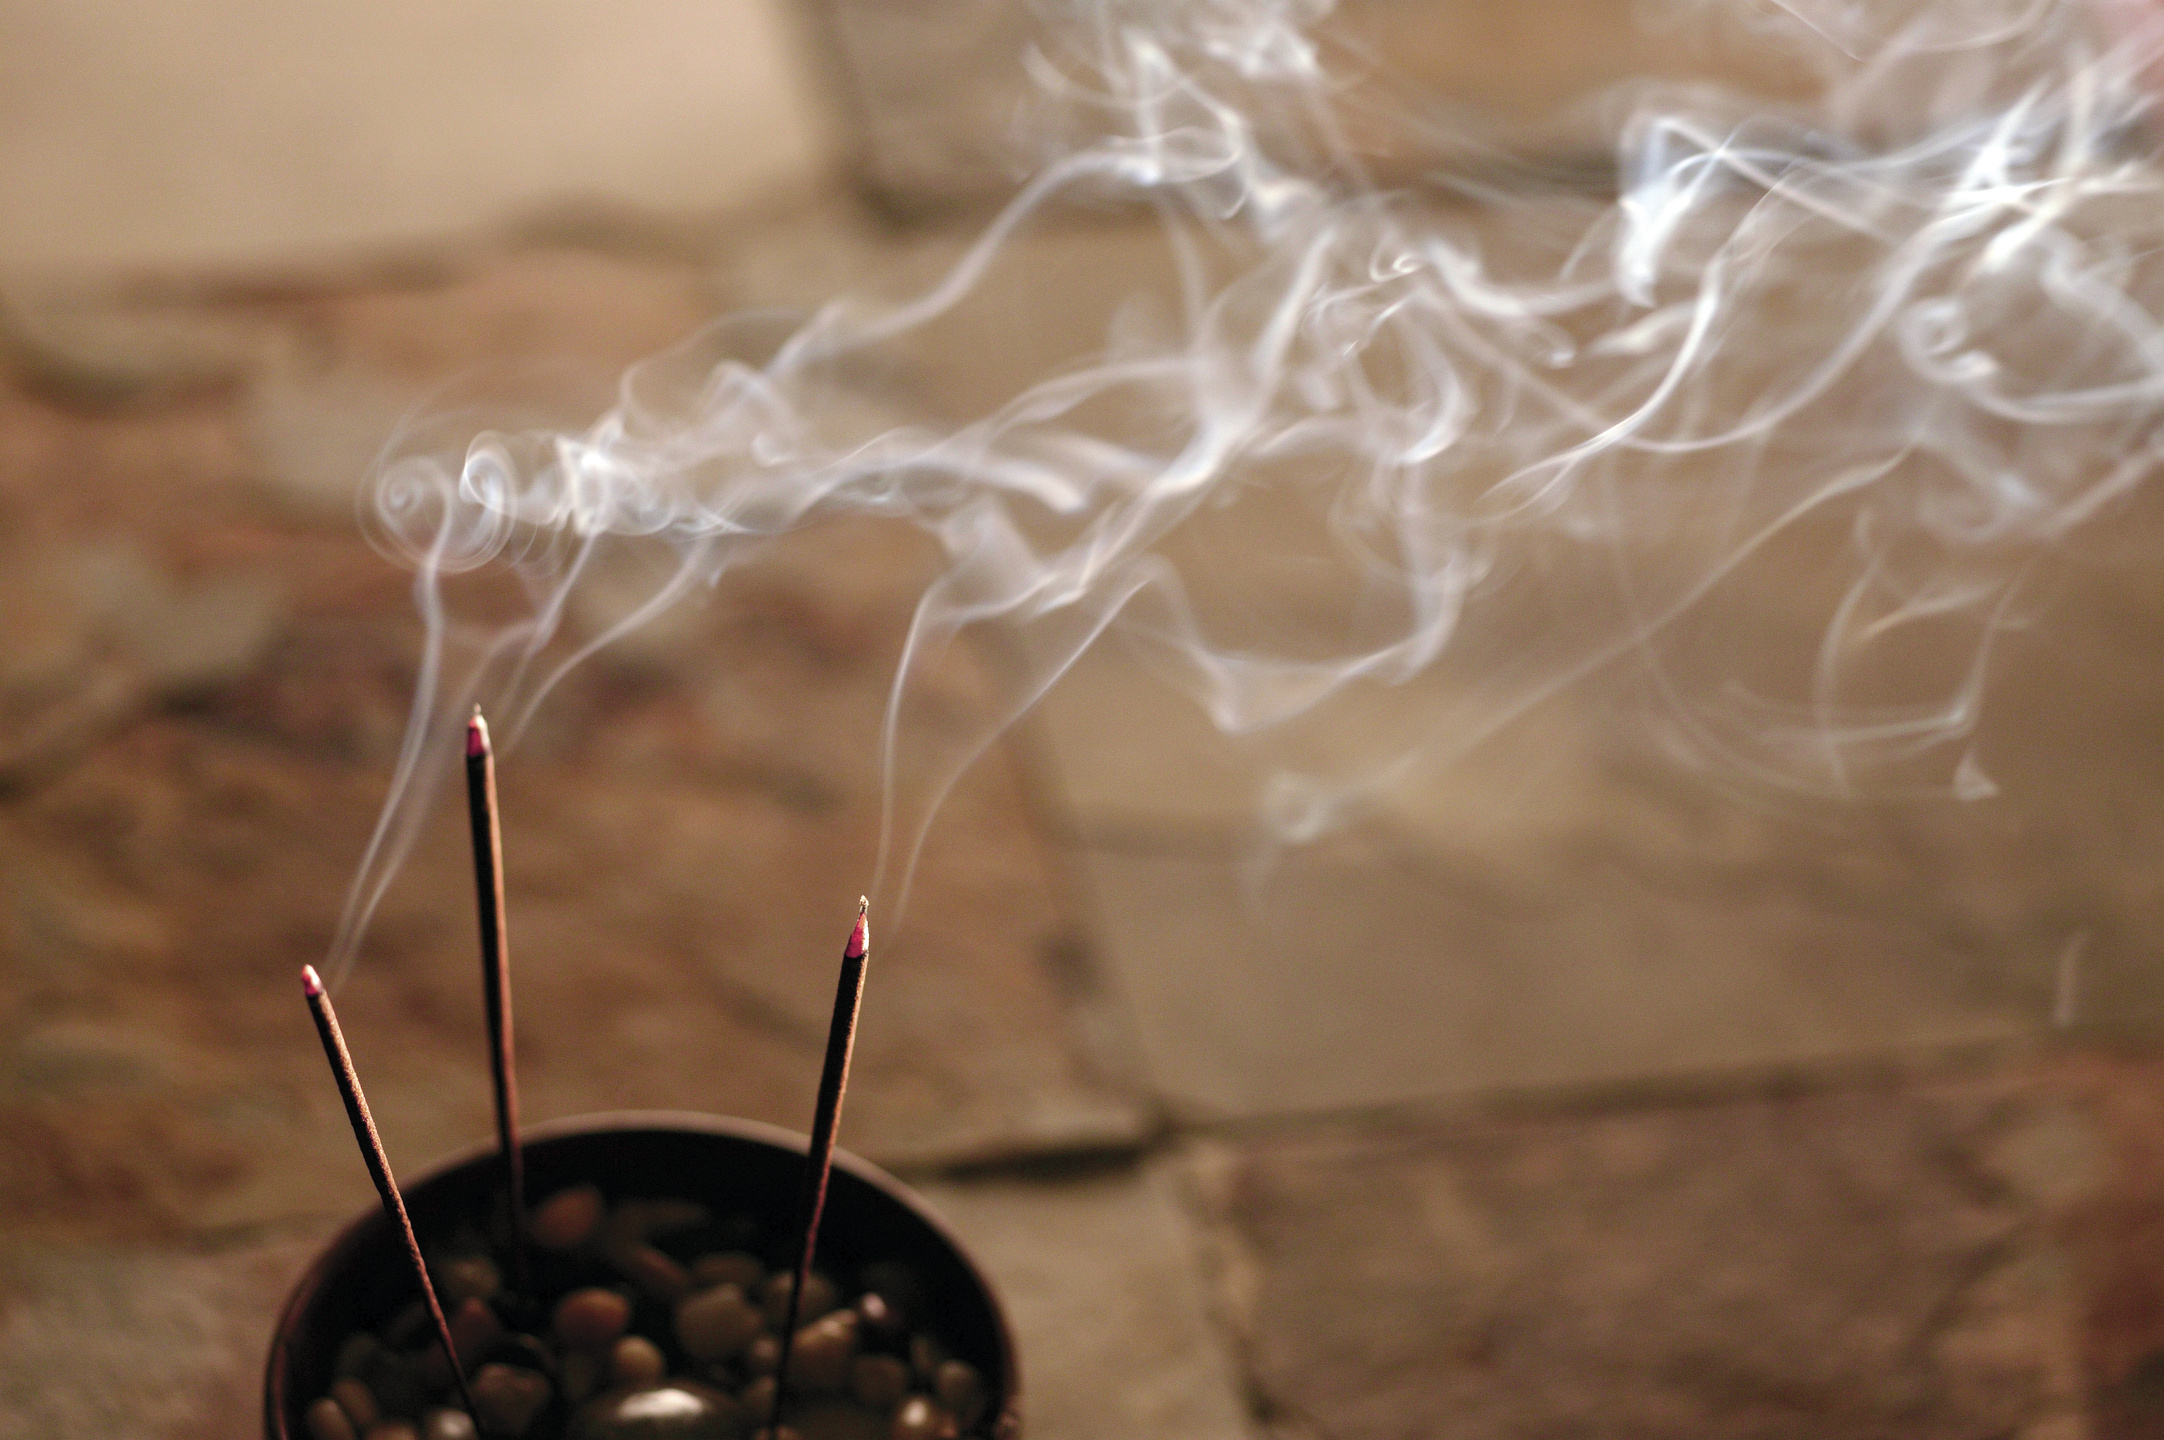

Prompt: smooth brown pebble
[
  {"left": 851, "top": 1355, "right": 911, "bottom": 1412},
  {"left": 676, "top": 1283, "right": 765, "bottom": 1362},
  {"left": 417, "top": 1342, "right": 454, "bottom": 1394},
  {"left": 364, "top": 1424, "right": 420, "bottom": 1440},
  {"left": 532, "top": 1184, "right": 606, "bottom": 1251},
  {"left": 691, "top": 1251, "right": 764, "bottom": 1290},
  {"left": 889, "top": 1397, "right": 956, "bottom": 1440},
  {"left": 331, "top": 1377, "right": 380, "bottom": 1431},
  {"left": 600, "top": 1198, "right": 703, "bottom": 1253},
  {"left": 556, "top": 1287, "right": 635, "bottom": 1350},
  {"left": 449, "top": 1296, "right": 502, "bottom": 1360},
  {"left": 907, "top": 1334, "right": 948, "bottom": 1385},
  {"left": 472, "top": 1362, "right": 554, "bottom": 1437},
  {"left": 617, "top": 1243, "right": 693, "bottom": 1303},
  {"left": 786, "top": 1311, "right": 860, "bottom": 1392},
  {"left": 612, "top": 1335, "right": 668, "bottom": 1390},
  {"left": 421, "top": 1410, "right": 478, "bottom": 1440},
  {"left": 855, "top": 1291, "right": 905, "bottom": 1343},
  {"left": 307, "top": 1397, "right": 358, "bottom": 1440},
  {"left": 933, "top": 1360, "right": 985, "bottom": 1428},
  {"left": 760, "top": 1271, "right": 837, "bottom": 1329},
  {"left": 335, "top": 1334, "right": 385, "bottom": 1381},
  {"left": 572, "top": 1381, "right": 741, "bottom": 1439},
  {"left": 638, "top": 1198, "right": 711, "bottom": 1236},
  {"left": 738, "top": 1375, "right": 776, "bottom": 1417},
  {"left": 437, "top": 1255, "right": 501, "bottom": 1304},
  {"left": 744, "top": 1334, "right": 781, "bottom": 1377},
  {"left": 386, "top": 1301, "right": 433, "bottom": 1349}
]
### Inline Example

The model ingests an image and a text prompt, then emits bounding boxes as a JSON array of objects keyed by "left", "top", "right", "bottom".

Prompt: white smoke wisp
[{"left": 327, "top": 0, "right": 2164, "bottom": 981}]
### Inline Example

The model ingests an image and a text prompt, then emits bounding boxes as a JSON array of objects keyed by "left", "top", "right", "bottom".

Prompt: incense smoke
[{"left": 329, "top": 0, "right": 2164, "bottom": 979}]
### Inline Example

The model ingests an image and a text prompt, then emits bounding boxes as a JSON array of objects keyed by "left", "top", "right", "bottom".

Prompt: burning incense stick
[
  {"left": 766, "top": 898, "right": 872, "bottom": 1439},
  {"left": 465, "top": 707, "right": 527, "bottom": 1293},
  {"left": 301, "top": 965, "right": 479, "bottom": 1422}
]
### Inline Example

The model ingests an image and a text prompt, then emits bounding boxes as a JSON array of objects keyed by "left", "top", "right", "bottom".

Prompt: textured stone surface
[
  {"left": 1186, "top": 1069, "right": 2138, "bottom": 1440},
  {"left": 0, "top": 1229, "right": 324, "bottom": 1440},
  {"left": 1074, "top": 824, "right": 2035, "bottom": 1122},
  {"left": 0, "top": 0, "right": 833, "bottom": 277},
  {"left": 804, "top": 0, "right": 2042, "bottom": 211},
  {"left": 0, "top": 245, "right": 1145, "bottom": 1265},
  {"left": 918, "top": 1158, "right": 1255, "bottom": 1440}
]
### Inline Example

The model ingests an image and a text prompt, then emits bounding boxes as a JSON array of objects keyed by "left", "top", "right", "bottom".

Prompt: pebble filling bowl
[{"left": 265, "top": 1113, "right": 1020, "bottom": 1440}]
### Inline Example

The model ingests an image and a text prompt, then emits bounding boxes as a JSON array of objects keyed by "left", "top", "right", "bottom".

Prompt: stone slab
[
  {"left": 0, "top": 1227, "right": 325, "bottom": 1440},
  {"left": 0, "top": 0, "right": 835, "bottom": 279},
  {"left": 1184, "top": 1066, "right": 2164, "bottom": 1440},
  {"left": 0, "top": 248, "right": 1148, "bottom": 1258},
  {"left": 1072, "top": 823, "right": 2035, "bottom": 1124},
  {"left": 1028, "top": 462, "right": 2164, "bottom": 1119},
  {"left": 916, "top": 1157, "right": 1256, "bottom": 1440},
  {"left": 805, "top": 0, "right": 2077, "bottom": 212}
]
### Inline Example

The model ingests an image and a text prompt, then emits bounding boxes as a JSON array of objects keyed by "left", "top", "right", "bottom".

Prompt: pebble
[
  {"left": 743, "top": 1334, "right": 782, "bottom": 1377},
  {"left": 616, "top": 1243, "right": 693, "bottom": 1303},
  {"left": 421, "top": 1411, "right": 478, "bottom": 1440},
  {"left": 760, "top": 1271, "right": 838, "bottom": 1329},
  {"left": 691, "top": 1251, "right": 765, "bottom": 1290},
  {"left": 331, "top": 1377, "right": 380, "bottom": 1431},
  {"left": 556, "top": 1287, "right": 635, "bottom": 1350},
  {"left": 738, "top": 1375, "right": 777, "bottom": 1419},
  {"left": 471, "top": 1362, "right": 555, "bottom": 1438},
  {"left": 438, "top": 1255, "right": 502, "bottom": 1305},
  {"left": 601, "top": 1199, "right": 710, "bottom": 1262},
  {"left": 335, "top": 1334, "right": 386, "bottom": 1381},
  {"left": 449, "top": 1296, "right": 503, "bottom": 1361},
  {"left": 858, "top": 1263, "right": 925, "bottom": 1327},
  {"left": 636, "top": 1198, "right": 712, "bottom": 1238},
  {"left": 611, "top": 1334, "right": 668, "bottom": 1390},
  {"left": 786, "top": 1310, "right": 860, "bottom": 1393},
  {"left": 888, "top": 1396, "right": 957, "bottom": 1440},
  {"left": 908, "top": 1334, "right": 948, "bottom": 1386},
  {"left": 571, "top": 1382, "right": 742, "bottom": 1439},
  {"left": 306, "top": 1397, "right": 358, "bottom": 1440},
  {"left": 855, "top": 1291, "right": 905, "bottom": 1347},
  {"left": 364, "top": 1424, "right": 420, "bottom": 1440},
  {"left": 386, "top": 1301, "right": 434, "bottom": 1350},
  {"left": 850, "top": 1354, "right": 911, "bottom": 1412},
  {"left": 676, "top": 1283, "right": 766, "bottom": 1362},
  {"left": 933, "top": 1360, "right": 985, "bottom": 1429},
  {"left": 532, "top": 1185, "right": 607, "bottom": 1251}
]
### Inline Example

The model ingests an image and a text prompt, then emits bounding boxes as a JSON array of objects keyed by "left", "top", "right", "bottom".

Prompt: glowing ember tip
[
  {"left": 466, "top": 708, "right": 489, "bottom": 758},
  {"left": 846, "top": 902, "right": 869, "bottom": 959},
  {"left": 301, "top": 965, "right": 324, "bottom": 997}
]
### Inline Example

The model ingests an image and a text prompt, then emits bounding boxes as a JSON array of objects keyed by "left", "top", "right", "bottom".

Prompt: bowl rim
[{"left": 262, "top": 1109, "right": 1022, "bottom": 1439}]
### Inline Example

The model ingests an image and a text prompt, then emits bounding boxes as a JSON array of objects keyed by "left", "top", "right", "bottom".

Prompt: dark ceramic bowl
[{"left": 264, "top": 1111, "right": 1020, "bottom": 1439}]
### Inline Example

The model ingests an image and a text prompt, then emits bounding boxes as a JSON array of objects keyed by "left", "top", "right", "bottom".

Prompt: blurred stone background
[{"left": 7, "top": 1, "right": 2164, "bottom": 1437}]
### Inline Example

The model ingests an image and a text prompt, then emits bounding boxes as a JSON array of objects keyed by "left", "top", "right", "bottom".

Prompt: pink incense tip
[
  {"left": 466, "top": 709, "right": 490, "bottom": 757},
  {"left": 301, "top": 965, "right": 324, "bottom": 997},
  {"left": 846, "top": 900, "right": 869, "bottom": 959}
]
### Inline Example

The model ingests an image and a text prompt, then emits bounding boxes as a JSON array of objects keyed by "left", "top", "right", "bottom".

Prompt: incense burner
[{"left": 264, "top": 1112, "right": 1020, "bottom": 1439}]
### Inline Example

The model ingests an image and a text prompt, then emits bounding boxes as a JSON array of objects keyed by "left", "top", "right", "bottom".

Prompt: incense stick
[
  {"left": 766, "top": 898, "right": 871, "bottom": 1439},
  {"left": 465, "top": 708, "right": 527, "bottom": 1294},
  {"left": 301, "top": 966, "right": 479, "bottom": 1422}
]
